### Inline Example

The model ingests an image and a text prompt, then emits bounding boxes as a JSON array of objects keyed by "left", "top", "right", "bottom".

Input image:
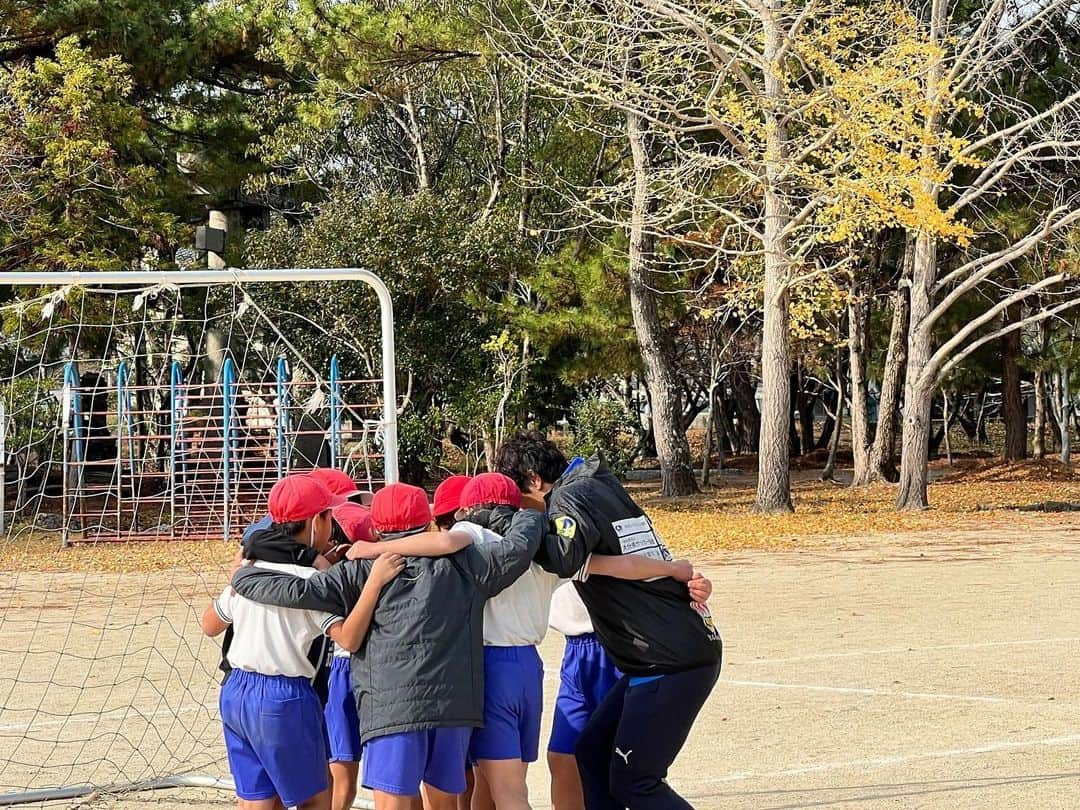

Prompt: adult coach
[{"left": 496, "top": 432, "right": 722, "bottom": 810}]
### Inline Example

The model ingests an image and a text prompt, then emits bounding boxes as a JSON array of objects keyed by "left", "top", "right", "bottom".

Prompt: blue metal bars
[
  {"left": 329, "top": 355, "right": 342, "bottom": 469},
  {"left": 276, "top": 358, "right": 291, "bottom": 479}
]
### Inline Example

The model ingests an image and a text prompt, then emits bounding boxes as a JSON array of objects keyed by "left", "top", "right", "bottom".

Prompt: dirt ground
[{"left": 2, "top": 513, "right": 1079, "bottom": 809}]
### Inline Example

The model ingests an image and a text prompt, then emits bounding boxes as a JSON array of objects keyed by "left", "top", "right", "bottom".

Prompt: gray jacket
[{"left": 230, "top": 508, "right": 545, "bottom": 743}]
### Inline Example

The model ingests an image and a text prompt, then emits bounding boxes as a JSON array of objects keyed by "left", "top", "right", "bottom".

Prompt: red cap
[
  {"left": 308, "top": 467, "right": 361, "bottom": 498},
  {"left": 371, "top": 483, "right": 433, "bottom": 533},
  {"left": 432, "top": 475, "right": 471, "bottom": 518},
  {"left": 333, "top": 502, "right": 377, "bottom": 543},
  {"left": 268, "top": 474, "right": 347, "bottom": 523},
  {"left": 460, "top": 473, "right": 522, "bottom": 511}
]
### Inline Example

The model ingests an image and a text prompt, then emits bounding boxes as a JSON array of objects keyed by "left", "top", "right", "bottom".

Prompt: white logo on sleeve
[{"left": 615, "top": 747, "right": 633, "bottom": 765}]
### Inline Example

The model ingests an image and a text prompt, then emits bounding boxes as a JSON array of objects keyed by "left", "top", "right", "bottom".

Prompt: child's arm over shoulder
[
  {"left": 459, "top": 509, "right": 545, "bottom": 598},
  {"left": 231, "top": 561, "right": 361, "bottom": 616},
  {"left": 201, "top": 586, "right": 233, "bottom": 637},
  {"left": 325, "top": 553, "right": 405, "bottom": 652},
  {"left": 584, "top": 554, "right": 693, "bottom": 582},
  {"left": 346, "top": 530, "right": 473, "bottom": 560}
]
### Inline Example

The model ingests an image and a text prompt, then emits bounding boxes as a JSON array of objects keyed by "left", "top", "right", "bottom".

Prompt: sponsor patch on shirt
[
  {"left": 692, "top": 601, "right": 721, "bottom": 641},
  {"left": 612, "top": 515, "right": 672, "bottom": 562},
  {"left": 554, "top": 515, "right": 577, "bottom": 539}
]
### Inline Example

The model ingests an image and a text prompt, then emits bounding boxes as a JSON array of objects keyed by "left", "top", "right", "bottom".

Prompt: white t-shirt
[
  {"left": 214, "top": 561, "right": 344, "bottom": 678},
  {"left": 456, "top": 520, "right": 564, "bottom": 647},
  {"left": 548, "top": 582, "right": 595, "bottom": 637}
]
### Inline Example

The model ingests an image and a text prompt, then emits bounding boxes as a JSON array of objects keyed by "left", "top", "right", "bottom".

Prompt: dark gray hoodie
[{"left": 230, "top": 508, "right": 545, "bottom": 743}]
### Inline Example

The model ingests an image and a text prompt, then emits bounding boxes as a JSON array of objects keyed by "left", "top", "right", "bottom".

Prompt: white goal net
[{"left": 0, "top": 269, "right": 397, "bottom": 805}]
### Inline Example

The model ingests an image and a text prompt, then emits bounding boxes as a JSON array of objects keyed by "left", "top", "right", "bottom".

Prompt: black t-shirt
[{"left": 546, "top": 456, "right": 722, "bottom": 676}]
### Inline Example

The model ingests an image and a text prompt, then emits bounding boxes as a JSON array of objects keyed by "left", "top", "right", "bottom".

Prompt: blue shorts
[
  {"left": 362, "top": 727, "right": 472, "bottom": 796},
  {"left": 220, "top": 670, "right": 329, "bottom": 806},
  {"left": 325, "top": 656, "right": 362, "bottom": 763},
  {"left": 548, "top": 633, "right": 622, "bottom": 755},
  {"left": 470, "top": 645, "right": 544, "bottom": 763}
]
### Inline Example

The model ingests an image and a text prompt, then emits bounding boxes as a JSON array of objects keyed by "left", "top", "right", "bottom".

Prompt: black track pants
[{"left": 575, "top": 661, "right": 721, "bottom": 810}]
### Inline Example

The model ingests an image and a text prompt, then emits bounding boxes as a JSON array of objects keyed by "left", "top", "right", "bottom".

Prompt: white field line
[
  {"left": 670, "top": 733, "right": 1080, "bottom": 787},
  {"left": 724, "top": 679, "right": 1024, "bottom": 705},
  {"left": 0, "top": 705, "right": 212, "bottom": 734},
  {"left": 737, "top": 636, "right": 1080, "bottom": 666}
]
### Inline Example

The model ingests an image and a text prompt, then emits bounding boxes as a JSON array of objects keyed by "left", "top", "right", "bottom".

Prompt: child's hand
[
  {"left": 688, "top": 573, "right": 712, "bottom": 604},
  {"left": 347, "top": 542, "right": 382, "bottom": 561},
  {"left": 370, "top": 552, "right": 405, "bottom": 587},
  {"left": 669, "top": 560, "right": 694, "bottom": 582},
  {"left": 314, "top": 554, "right": 331, "bottom": 571}
]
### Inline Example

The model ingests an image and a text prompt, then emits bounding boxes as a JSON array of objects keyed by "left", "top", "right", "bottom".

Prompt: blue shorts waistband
[
  {"left": 564, "top": 632, "right": 602, "bottom": 647},
  {"left": 330, "top": 656, "right": 352, "bottom": 672},
  {"left": 483, "top": 644, "right": 540, "bottom": 661},
  {"left": 228, "top": 669, "right": 313, "bottom": 686}
]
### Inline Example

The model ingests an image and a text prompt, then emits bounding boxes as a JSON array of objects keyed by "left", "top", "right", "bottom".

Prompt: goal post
[
  {"left": 2, "top": 267, "right": 399, "bottom": 492},
  {"left": 0, "top": 267, "right": 397, "bottom": 805}
]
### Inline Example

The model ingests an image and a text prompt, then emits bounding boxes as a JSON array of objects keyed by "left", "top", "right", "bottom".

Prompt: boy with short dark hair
[
  {"left": 495, "top": 433, "right": 721, "bottom": 810},
  {"left": 456, "top": 472, "right": 708, "bottom": 810}
]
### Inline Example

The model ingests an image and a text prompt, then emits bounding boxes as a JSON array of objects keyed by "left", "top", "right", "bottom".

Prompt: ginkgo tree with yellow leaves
[
  {"left": 488, "top": 0, "right": 994, "bottom": 511},
  {"left": 887, "top": 0, "right": 1080, "bottom": 510}
]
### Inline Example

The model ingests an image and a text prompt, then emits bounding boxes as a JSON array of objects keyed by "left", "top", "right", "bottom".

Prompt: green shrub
[
  {"left": 568, "top": 395, "right": 638, "bottom": 476},
  {"left": 396, "top": 408, "right": 444, "bottom": 485}
]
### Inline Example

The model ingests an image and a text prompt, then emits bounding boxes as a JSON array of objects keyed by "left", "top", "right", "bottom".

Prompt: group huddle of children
[{"left": 203, "top": 434, "right": 718, "bottom": 810}]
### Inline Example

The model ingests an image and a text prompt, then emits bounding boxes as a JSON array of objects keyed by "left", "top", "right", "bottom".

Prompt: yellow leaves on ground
[
  {"left": 645, "top": 458, "right": 1080, "bottom": 555},
  {"left": 3, "top": 460, "right": 1076, "bottom": 573},
  {"left": 2, "top": 536, "right": 233, "bottom": 575}
]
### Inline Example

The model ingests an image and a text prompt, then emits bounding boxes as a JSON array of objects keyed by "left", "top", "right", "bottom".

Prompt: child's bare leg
[
  {"left": 375, "top": 789, "right": 421, "bottom": 810},
  {"left": 469, "top": 767, "right": 494, "bottom": 810},
  {"left": 329, "top": 761, "right": 359, "bottom": 810},
  {"left": 420, "top": 784, "right": 458, "bottom": 810},
  {"left": 298, "top": 787, "right": 333, "bottom": 810},
  {"left": 547, "top": 751, "right": 584, "bottom": 810},
  {"left": 475, "top": 759, "right": 530, "bottom": 810},
  {"left": 237, "top": 798, "right": 281, "bottom": 810}
]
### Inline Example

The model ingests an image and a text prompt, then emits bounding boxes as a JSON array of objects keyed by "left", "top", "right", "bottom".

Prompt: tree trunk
[
  {"left": 625, "top": 108, "right": 697, "bottom": 496},
  {"left": 715, "top": 400, "right": 727, "bottom": 472},
  {"left": 942, "top": 391, "right": 952, "bottom": 466},
  {"left": 896, "top": 230, "right": 937, "bottom": 510},
  {"left": 1058, "top": 368, "right": 1071, "bottom": 465},
  {"left": 817, "top": 386, "right": 838, "bottom": 450},
  {"left": 973, "top": 387, "right": 990, "bottom": 444},
  {"left": 702, "top": 380, "right": 718, "bottom": 485},
  {"left": 848, "top": 283, "right": 872, "bottom": 485},
  {"left": 403, "top": 90, "right": 431, "bottom": 191},
  {"left": 1034, "top": 369, "right": 1046, "bottom": 459},
  {"left": 731, "top": 363, "right": 760, "bottom": 453},
  {"left": 1001, "top": 301, "right": 1027, "bottom": 461},
  {"left": 821, "top": 358, "right": 846, "bottom": 482},
  {"left": 866, "top": 236, "right": 914, "bottom": 484},
  {"left": 896, "top": 1, "right": 946, "bottom": 511},
  {"left": 754, "top": 6, "right": 794, "bottom": 513}
]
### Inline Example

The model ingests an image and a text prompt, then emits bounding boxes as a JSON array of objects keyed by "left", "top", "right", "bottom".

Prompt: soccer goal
[{"left": 0, "top": 268, "right": 397, "bottom": 805}]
